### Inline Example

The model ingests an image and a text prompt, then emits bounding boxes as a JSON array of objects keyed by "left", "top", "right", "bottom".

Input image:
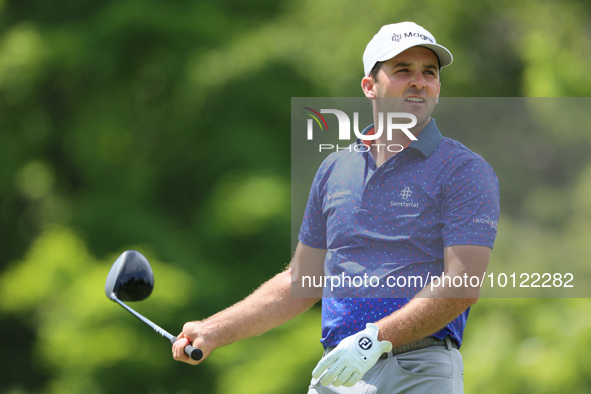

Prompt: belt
[
  {"left": 324, "top": 336, "right": 459, "bottom": 359},
  {"left": 382, "top": 336, "right": 459, "bottom": 359}
]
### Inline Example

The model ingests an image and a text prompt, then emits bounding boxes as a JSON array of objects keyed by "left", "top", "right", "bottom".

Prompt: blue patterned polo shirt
[{"left": 298, "top": 119, "right": 500, "bottom": 348}]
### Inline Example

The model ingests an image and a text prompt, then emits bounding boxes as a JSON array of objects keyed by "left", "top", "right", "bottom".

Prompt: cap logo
[
  {"left": 402, "top": 31, "right": 435, "bottom": 43},
  {"left": 391, "top": 33, "right": 402, "bottom": 42}
]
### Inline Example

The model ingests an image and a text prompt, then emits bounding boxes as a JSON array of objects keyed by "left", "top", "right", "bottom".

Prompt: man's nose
[{"left": 409, "top": 71, "right": 426, "bottom": 90}]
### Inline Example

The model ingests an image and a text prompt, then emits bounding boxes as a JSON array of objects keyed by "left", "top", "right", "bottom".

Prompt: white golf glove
[{"left": 312, "top": 323, "right": 392, "bottom": 387}]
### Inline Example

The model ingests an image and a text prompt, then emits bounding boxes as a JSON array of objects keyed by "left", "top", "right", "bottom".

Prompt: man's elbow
[
  {"left": 458, "top": 288, "right": 481, "bottom": 308},
  {"left": 463, "top": 296, "right": 480, "bottom": 307},
  {"left": 448, "top": 287, "right": 481, "bottom": 310}
]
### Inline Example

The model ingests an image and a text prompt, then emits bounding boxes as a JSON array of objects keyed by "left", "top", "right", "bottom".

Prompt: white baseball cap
[{"left": 363, "top": 22, "right": 453, "bottom": 76}]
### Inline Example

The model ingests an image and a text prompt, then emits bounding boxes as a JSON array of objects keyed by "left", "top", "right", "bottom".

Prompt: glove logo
[{"left": 358, "top": 337, "right": 372, "bottom": 350}]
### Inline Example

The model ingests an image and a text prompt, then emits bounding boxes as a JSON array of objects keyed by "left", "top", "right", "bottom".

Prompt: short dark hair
[{"left": 368, "top": 61, "right": 384, "bottom": 81}]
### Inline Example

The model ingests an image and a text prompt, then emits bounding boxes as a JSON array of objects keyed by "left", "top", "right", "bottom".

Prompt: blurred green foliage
[{"left": 0, "top": 0, "right": 590, "bottom": 393}]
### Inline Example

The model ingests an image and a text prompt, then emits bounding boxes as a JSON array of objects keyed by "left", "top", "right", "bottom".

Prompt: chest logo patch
[
  {"left": 400, "top": 186, "right": 413, "bottom": 200},
  {"left": 390, "top": 186, "right": 419, "bottom": 208}
]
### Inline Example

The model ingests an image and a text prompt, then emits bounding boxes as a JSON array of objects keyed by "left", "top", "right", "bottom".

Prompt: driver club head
[{"left": 105, "top": 250, "right": 154, "bottom": 302}]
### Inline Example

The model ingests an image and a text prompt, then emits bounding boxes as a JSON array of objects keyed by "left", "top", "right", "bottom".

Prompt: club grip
[{"left": 184, "top": 344, "right": 203, "bottom": 361}]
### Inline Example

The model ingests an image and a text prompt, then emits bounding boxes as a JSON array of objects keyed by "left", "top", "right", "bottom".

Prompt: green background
[{"left": 1, "top": 0, "right": 590, "bottom": 393}]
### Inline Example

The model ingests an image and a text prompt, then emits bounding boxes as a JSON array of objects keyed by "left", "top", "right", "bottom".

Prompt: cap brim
[{"left": 375, "top": 42, "right": 453, "bottom": 71}]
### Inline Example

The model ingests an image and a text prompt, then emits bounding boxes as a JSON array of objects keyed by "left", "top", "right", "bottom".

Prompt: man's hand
[
  {"left": 312, "top": 323, "right": 392, "bottom": 387},
  {"left": 172, "top": 321, "right": 212, "bottom": 365}
]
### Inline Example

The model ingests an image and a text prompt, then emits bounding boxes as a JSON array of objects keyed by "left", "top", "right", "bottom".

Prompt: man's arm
[
  {"left": 375, "top": 245, "right": 491, "bottom": 346},
  {"left": 172, "top": 242, "right": 326, "bottom": 364}
]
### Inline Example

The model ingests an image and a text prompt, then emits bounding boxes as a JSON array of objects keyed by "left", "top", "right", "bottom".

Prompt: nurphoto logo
[{"left": 302, "top": 107, "right": 418, "bottom": 153}]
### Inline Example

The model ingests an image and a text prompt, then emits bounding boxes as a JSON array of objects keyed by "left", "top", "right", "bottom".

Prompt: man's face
[{"left": 363, "top": 46, "right": 441, "bottom": 132}]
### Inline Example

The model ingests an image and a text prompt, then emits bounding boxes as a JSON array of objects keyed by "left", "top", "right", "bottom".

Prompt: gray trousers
[{"left": 307, "top": 345, "right": 464, "bottom": 394}]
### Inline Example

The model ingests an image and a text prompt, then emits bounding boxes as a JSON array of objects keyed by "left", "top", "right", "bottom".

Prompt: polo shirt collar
[{"left": 359, "top": 118, "right": 443, "bottom": 158}]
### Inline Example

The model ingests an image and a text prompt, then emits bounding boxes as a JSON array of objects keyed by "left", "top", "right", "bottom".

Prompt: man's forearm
[
  {"left": 199, "top": 268, "right": 319, "bottom": 349},
  {"left": 376, "top": 245, "right": 490, "bottom": 346},
  {"left": 375, "top": 295, "right": 474, "bottom": 347},
  {"left": 173, "top": 242, "right": 326, "bottom": 365}
]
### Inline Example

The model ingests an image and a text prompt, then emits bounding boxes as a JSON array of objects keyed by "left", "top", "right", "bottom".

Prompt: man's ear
[{"left": 361, "top": 76, "right": 377, "bottom": 100}]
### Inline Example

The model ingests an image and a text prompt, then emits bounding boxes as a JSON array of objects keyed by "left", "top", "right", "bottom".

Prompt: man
[{"left": 173, "top": 22, "right": 500, "bottom": 394}]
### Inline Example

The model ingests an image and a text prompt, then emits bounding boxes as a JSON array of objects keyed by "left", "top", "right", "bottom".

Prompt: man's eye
[{"left": 396, "top": 68, "right": 409, "bottom": 73}]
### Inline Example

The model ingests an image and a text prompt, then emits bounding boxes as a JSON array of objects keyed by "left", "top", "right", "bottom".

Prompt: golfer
[{"left": 173, "top": 22, "right": 500, "bottom": 393}]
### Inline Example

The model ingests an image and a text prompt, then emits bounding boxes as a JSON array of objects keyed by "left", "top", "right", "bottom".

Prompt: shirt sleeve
[
  {"left": 298, "top": 159, "right": 331, "bottom": 250},
  {"left": 441, "top": 154, "right": 500, "bottom": 248}
]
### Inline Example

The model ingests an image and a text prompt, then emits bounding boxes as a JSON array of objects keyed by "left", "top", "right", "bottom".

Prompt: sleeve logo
[{"left": 473, "top": 215, "right": 498, "bottom": 230}]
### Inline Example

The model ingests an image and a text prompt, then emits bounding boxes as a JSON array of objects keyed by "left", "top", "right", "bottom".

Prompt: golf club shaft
[{"left": 113, "top": 297, "right": 203, "bottom": 361}]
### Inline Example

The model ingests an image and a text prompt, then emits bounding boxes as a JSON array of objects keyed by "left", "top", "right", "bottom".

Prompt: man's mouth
[{"left": 405, "top": 97, "right": 425, "bottom": 103}]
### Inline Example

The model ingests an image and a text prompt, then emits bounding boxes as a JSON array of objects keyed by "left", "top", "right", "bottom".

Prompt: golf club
[{"left": 104, "top": 250, "right": 203, "bottom": 361}]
